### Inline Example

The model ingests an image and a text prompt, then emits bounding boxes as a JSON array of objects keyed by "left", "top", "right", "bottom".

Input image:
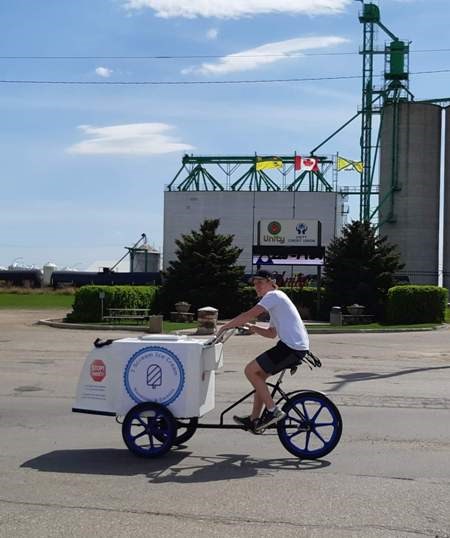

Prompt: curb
[
  {"left": 307, "top": 327, "right": 437, "bottom": 334},
  {"left": 37, "top": 318, "right": 442, "bottom": 334},
  {"left": 37, "top": 318, "right": 147, "bottom": 332}
]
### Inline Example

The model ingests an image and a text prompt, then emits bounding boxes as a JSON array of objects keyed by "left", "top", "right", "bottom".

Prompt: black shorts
[{"left": 256, "top": 340, "right": 308, "bottom": 375}]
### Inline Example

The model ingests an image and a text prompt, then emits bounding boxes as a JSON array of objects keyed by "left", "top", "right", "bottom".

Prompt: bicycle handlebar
[{"left": 203, "top": 328, "right": 236, "bottom": 346}]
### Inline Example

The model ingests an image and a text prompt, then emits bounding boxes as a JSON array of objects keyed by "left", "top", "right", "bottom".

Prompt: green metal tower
[{"left": 358, "top": 1, "right": 412, "bottom": 222}]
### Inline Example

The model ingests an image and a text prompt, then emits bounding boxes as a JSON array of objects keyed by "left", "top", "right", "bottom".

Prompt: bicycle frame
[
  {"left": 195, "top": 367, "right": 303, "bottom": 430},
  {"left": 195, "top": 330, "right": 323, "bottom": 430}
]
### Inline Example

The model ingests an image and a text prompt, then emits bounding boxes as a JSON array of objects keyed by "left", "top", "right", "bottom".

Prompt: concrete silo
[
  {"left": 443, "top": 107, "right": 450, "bottom": 290},
  {"left": 128, "top": 246, "right": 161, "bottom": 272},
  {"left": 379, "top": 102, "right": 442, "bottom": 284}
]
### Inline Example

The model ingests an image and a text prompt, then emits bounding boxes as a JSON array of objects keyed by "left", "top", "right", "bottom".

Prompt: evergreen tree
[
  {"left": 323, "top": 220, "right": 404, "bottom": 316},
  {"left": 161, "top": 219, "right": 245, "bottom": 318}
]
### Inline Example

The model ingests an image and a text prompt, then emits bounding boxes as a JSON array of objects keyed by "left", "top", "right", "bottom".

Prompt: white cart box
[{"left": 73, "top": 334, "right": 224, "bottom": 418}]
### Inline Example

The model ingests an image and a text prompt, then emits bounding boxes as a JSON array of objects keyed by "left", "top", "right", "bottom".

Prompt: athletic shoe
[
  {"left": 255, "top": 407, "right": 286, "bottom": 432},
  {"left": 233, "top": 415, "right": 257, "bottom": 433}
]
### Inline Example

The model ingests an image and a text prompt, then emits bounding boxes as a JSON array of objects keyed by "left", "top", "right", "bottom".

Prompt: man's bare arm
[
  {"left": 247, "top": 324, "right": 277, "bottom": 338},
  {"left": 218, "top": 305, "right": 266, "bottom": 334}
]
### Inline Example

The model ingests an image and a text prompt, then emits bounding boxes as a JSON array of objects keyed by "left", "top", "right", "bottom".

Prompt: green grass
[
  {"left": 92, "top": 319, "right": 197, "bottom": 331},
  {"left": 0, "top": 293, "right": 75, "bottom": 309},
  {"left": 163, "top": 321, "right": 198, "bottom": 332}
]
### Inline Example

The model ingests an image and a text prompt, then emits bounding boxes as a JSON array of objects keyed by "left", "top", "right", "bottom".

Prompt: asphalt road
[{"left": 0, "top": 310, "right": 449, "bottom": 537}]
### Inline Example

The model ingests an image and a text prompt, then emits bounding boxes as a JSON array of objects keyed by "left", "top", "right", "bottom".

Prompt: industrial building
[
  {"left": 164, "top": 189, "right": 346, "bottom": 275},
  {"left": 164, "top": 3, "right": 450, "bottom": 289}
]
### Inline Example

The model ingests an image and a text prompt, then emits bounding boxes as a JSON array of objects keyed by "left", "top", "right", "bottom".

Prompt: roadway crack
[{"left": 0, "top": 497, "right": 444, "bottom": 536}]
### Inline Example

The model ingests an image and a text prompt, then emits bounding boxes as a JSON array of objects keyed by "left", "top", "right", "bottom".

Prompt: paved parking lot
[{"left": 0, "top": 309, "right": 449, "bottom": 537}]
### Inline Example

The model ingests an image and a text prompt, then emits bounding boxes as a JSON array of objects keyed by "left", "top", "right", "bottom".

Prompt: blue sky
[{"left": 0, "top": 0, "right": 448, "bottom": 270}]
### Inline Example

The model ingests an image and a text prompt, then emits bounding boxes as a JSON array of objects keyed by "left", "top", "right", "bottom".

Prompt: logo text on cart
[{"left": 124, "top": 346, "right": 185, "bottom": 405}]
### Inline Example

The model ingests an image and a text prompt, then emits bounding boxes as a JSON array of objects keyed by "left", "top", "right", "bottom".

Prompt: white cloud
[
  {"left": 121, "top": 0, "right": 351, "bottom": 19},
  {"left": 95, "top": 67, "right": 113, "bottom": 78},
  {"left": 66, "top": 123, "right": 195, "bottom": 155},
  {"left": 182, "top": 35, "right": 350, "bottom": 75},
  {"left": 206, "top": 28, "right": 219, "bottom": 40}
]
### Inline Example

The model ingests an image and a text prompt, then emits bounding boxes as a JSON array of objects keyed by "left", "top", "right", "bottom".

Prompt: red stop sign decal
[{"left": 90, "top": 359, "right": 106, "bottom": 382}]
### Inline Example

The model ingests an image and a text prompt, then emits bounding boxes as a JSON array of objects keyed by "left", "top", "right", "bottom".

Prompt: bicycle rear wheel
[
  {"left": 277, "top": 391, "right": 342, "bottom": 460},
  {"left": 122, "top": 402, "right": 176, "bottom": 458}
]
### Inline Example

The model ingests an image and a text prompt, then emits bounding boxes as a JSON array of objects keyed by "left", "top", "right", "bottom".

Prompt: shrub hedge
[
  {"left": 65, "top": 284, "right": 325, "bottom": 322},
  {"left": 234, "top": 286, "right": 325, "bottom": 320},
  {"left": 385, "top": 285, "right": 448, "bottom": 324},
  {"left": 282, "top": 286, "right": 328, "bottom": 320},
  {"left": 66, "top": 285, "right": 160, "bottom": 322}
]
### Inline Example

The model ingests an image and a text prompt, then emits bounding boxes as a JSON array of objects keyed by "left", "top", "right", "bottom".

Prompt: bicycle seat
[{"left": 289, "top": 351, "right": 322, "bottom": 374}]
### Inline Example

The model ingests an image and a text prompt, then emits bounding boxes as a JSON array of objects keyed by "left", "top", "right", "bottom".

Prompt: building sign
[
  {"left": 253, "top": 219, "right": 323, "bottom": 266},
  {"left": 252, "top": 247, "right": 325, "bottom": 266},
  {"left": 258, "top": 219, "right": 320, "bottom": 246}
]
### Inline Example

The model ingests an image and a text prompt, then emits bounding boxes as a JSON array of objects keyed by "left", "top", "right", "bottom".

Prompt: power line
[
  {"left": 0, "top": 69, "right": 448, "bottom": 86},
  {"left": 0, "top": 74, "right": 361, "bottom": 85},
  {"left": 0, "top": 53, "right": 355, "bottom": 59},
  {"left": 0, "top": 48, "right": 449, "bottom": 60}
]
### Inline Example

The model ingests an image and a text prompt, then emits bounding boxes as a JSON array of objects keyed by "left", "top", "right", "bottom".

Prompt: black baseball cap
[{"left": 252, "top": 270, "right": 274, "bottom": 281}]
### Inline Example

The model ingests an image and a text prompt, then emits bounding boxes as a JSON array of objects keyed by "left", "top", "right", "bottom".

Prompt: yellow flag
[
  {"left": 337, "top": 156, "right": 364, "bottom": 173},
  {"left": 337, "top": 156, "right": 352, "bottom": 171},
  {"left": 255, "top": 159, "right": 283, "bottom": 171},
  {"left": 352, "top": 161, "right": 364, "bottom": 173}
]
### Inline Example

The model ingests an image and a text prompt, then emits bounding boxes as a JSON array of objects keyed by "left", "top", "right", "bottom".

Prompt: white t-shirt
[{"left": 257, "top": 289, "right": 309, "bottom": 351}]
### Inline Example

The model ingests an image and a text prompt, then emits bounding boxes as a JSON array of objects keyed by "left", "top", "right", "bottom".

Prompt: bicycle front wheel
[{"left": 277, "top": 391, "right": 342, "bottom": 460}]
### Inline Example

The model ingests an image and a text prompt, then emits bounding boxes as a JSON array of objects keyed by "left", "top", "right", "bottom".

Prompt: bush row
[
  {"left": 66, "top": 284, "right": 325, "bottom": 322},
  {"left": 386, "top": 285, "right": 448, "bottom": 324},
  {"left": 285, "top": 284, "right": 449, "bottom": 323},
  {"left": 66, "top": 285, "right": 159, "bottom": 322},
  {"left": 66, "top": 283, "right": 448, "bottom": 325}
]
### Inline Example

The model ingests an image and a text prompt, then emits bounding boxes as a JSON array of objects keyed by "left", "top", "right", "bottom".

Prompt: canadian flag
[{"left": 294, "top": 156, "right": 319, "bottom": 172}]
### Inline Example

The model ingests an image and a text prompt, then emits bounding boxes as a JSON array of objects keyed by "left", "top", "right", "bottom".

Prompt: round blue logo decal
[{"left": 124, "top": 346, "right": 185, "bottom": 405}]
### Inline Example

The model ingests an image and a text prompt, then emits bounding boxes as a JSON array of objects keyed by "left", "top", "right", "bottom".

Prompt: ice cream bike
[{"left": 73, "top": 330, "right": 342, "bottom": 459}]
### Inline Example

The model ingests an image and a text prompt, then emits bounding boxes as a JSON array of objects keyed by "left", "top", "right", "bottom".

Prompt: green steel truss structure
[
  {"left": 167, "top": 155, "right": 334, "bottom": 192},
  {"left": 358, "top": 1, "right": 412, "bottom": 223}
]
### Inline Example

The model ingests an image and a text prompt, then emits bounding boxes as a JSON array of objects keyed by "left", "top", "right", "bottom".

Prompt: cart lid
[{"left": 139, "top": 334, "right": 188, "bottom": 341}]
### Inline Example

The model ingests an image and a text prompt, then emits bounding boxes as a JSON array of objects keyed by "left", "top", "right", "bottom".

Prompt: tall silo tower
[
  {"left": 443, "top": 107, "right": 450, "bottom": 290},
  {"left": 379, "top": 102, "right": 442, "bottom": 284}
]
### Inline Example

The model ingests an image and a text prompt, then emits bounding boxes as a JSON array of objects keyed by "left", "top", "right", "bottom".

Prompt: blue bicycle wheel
[
  {"left": 122, "top": 402, "right": 176, "bottom": 458},
  {"left": 277, "top": 391, "right": 342, "bottom": 459}
]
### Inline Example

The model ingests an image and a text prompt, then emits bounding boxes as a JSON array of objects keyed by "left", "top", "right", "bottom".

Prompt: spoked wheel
[
  {"left": 277, "top": 391, "right": 342, "bottom": 460},
  {"left": 122, "top": 402, "right": 176, "bottom": 458},
  {"left": 174, "top": 417, "right": 198, "bottom": 445}
]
